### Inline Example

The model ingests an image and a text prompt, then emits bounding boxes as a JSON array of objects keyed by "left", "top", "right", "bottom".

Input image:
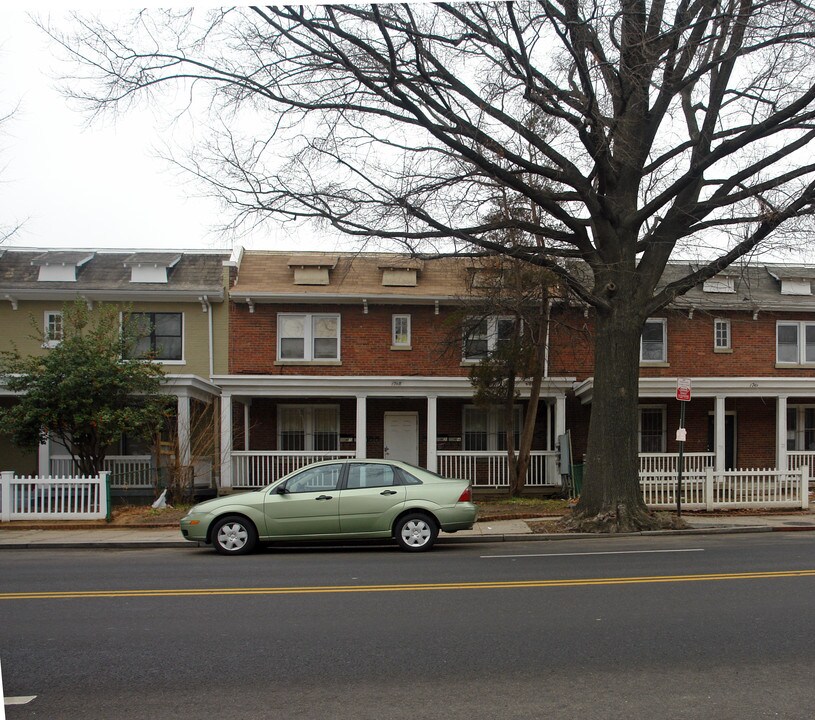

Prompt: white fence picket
[
  {"left": 436, "top": 451, "right": 559, "bottom": 486},
  {"left": 0, "top": 471, "right": 110, "bottom": 521},
  {"left": 640, "top": 467, "right": 808, "bottom": 510},
  {"left": 231, "top": 451, "right": 356, "bottom": 487}
]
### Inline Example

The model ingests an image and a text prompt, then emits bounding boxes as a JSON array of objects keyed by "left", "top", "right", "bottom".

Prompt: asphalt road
[{"left": 2, "top": 533, "right": 815, "bottom": 720}]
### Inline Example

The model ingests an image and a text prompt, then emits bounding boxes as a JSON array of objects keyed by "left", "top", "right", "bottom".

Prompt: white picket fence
[
  {"left": 641, "top": 467, "right": 809, "bottom": 511},
  {"left": 231, "top": 451, "right": 356, "bottom": 487},
  {"left": 437, "top": 451, "right": 559, "bottom": 487},
  {"left": 50, "top": 455, "right": 152, "bottom": 488},
  {"left": 0, "top": 470, "right": 111, "bottom": 521}
]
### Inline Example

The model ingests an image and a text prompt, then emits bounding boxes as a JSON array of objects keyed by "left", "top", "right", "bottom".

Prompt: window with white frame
[
  {"left": 463, "top": 316, "right": 516, "bottom": 361},
  {"left": 278, "top": 405, "right": 340, "bottom": 451},
  {"left": 777, "top": 321, "right": 815, "bottom": 364},
  {"left": 638, "top": 406, "right": 666, "bottom": 453},
  {"left": 640, "top": 318, "right": 667, "bottom": 363},
  {"left": 786, "top": 406, "right": 815, "bottom": 451},
  {"left": 278, "top": 313, "right": 340, "bottom": 361},
  {"left": 43, "top": 311, "right": 63, "bottom": 347},
  {"left": 463, "top": 405, "right": 522, "bottom": 451},
  {"left": 392, "top": 314, "right": 411, "bottom": 348},
  {"left": 714, "top": 318, "right": 731, "bottom": 350}
]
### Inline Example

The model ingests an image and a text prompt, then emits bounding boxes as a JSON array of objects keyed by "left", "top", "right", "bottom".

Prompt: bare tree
[
  {"left": 0, "top": 100, "right": 23, "bottom": 243},
  {"left": 43, "top": 2, "right": 815, "bottom": 530},
  {"left": 464, "top": 256, "right": 553, "bottom": 497},
  {"left": 155, "top": 398, "right": 217, "bottom": 505}
]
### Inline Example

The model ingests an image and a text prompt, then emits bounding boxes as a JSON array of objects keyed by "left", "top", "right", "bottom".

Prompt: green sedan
[{"left": 181, "top": 459, "right": 477, "bottom": 554}]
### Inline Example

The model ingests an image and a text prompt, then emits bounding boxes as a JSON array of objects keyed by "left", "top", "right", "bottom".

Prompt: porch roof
[
  {"left": 573, "top": 376, "right": 815, "bottom": 404},
  {"left": 213, "top": 374, "right": 576, "bottom": 398}
]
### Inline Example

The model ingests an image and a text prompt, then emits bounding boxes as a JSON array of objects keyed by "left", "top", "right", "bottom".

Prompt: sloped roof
[
  {"left": 30, "top": 251, "right": 95, "bottom": 267},
  {"left": 122, "top": 252, "right": 183, "bottom": 268},
  {"left": 765, "top": 264, "right": 815, "bottom": 281},
  {"left": 232, "top": 251, "right": 476, "bottom": 301},
  {"left": 659, "top": 263, "right": 815, "bottom": 311},
  {"left": 0, "top": 249, "right": 230, "bottom": 300}
]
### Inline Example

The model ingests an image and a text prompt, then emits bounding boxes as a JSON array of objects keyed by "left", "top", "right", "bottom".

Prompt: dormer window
[
  {"left": 468, "top": 268, "right": 504, "bottom": 290},
  {"left": 31, "top": 251, "right": 94, "bottom": 282},
  {"left": 288, "top": 255, "right": 338, "bottom": 285},
  {"left": 379, "top": 259, "right": 422, "bottom": 287},
  {"left": 702, "top": 276, "right": 735, "bottom": 293},
  {"left": 123, "top": 253, "right": 181, "bottom": 284},
  {"left": 766, "top": 266, "right": 814, "bottom": 296},
  {"left": 780, "top": 278, "right": 811, "bottom": 296}
]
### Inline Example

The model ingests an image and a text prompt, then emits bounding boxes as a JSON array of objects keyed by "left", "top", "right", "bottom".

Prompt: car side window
[
  {"left": 397, "top": 468, "right": 423, "bottom": 485},
  {"left": 284, "top": 464, "right": 342, "bottom": 493},
  {"left": 346, "top": 464, "right": 396, "bottom": 489}
]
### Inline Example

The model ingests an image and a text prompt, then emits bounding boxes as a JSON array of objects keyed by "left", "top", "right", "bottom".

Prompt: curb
[
  {"left": 1, "top": 523, "right": 801, "bottom": 550},
  {"left": 439, "top": 525, "right": 774, "bottom": 543},
  {"left": 0, "top": 541, "right": 193, "bottom": 550}
]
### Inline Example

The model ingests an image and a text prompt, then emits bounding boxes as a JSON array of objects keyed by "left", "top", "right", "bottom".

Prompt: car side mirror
[{"left": 275, "top": 484, "right": 289, "bottom": 495}]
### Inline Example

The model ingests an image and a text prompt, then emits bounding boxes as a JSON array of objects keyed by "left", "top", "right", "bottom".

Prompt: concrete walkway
[{"left": 1, "top": 511, "right": 814, "bottom": 549}]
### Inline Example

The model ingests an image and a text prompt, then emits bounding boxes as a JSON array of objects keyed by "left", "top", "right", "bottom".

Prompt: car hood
[{"left": 189, "top": 490, "right": 263, "bottom": 514}]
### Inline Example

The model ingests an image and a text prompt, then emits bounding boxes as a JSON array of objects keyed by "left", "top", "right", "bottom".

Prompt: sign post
[{"left": 675, "top": 378, "right": 692, "bottom": 517}]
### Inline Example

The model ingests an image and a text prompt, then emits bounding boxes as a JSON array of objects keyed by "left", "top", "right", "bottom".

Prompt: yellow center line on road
[{"left": 2, "top": 569, "right": 815, "bottom": 600}]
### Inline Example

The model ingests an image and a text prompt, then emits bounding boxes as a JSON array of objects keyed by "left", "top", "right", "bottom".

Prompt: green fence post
[{"left": 101, "top": 470, "right": 112, "bottom": 522}]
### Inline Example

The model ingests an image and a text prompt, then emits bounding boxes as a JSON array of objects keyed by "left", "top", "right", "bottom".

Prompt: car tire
[
  {"left": 395, "top": 513, "right": 438, "bottom": 552},
  {"left": 212, "top": 515, "right": 258, "bottom": 555}
]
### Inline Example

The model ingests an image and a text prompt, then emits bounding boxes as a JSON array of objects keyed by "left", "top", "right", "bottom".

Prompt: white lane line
[
  {"left": 4, "top": 697, "right": 36, "bottom": 705},
  {"left": 481, "top": 548, "right": 705, "bottom": 559}
]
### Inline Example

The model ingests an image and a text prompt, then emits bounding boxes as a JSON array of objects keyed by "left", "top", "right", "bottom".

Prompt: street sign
[{"left": 676, "top": 377, "right": 692, "bottom": 402}]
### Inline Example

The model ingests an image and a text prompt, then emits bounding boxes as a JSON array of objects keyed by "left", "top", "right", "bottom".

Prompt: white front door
[{"left": 383, "top": 412, "right": 419, "bottom": 466}]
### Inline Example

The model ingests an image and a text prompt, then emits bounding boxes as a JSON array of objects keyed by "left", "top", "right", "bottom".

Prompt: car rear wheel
[
  {"left": 212, "top": 515, "right": 258, "bottom": 555},
  {"left": 395, "top": 513, "right": 437, "bottom": 552}
]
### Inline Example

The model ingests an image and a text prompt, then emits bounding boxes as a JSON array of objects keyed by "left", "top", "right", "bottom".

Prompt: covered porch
[
  {"left": 44, "top": 374, "right": 222, "bottom": 494},
  {"left": 574, "top": 376, "right": 815, "bottom": 482},
  {"left": 213, "top": 374, "right": 575, "bottom": 489}
]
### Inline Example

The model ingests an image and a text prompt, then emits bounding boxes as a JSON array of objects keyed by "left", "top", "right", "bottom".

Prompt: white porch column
[
  {"left": 220, "top": 392, "right": 233, "bottom": 488},
  {"left": 777, "top": 395, "right": 788, "bottom": 472},
  {"left": 355, "top": 395, "right": 367, "bottom": 459},
  {"left": 555, "top": 393, "right": 567, "bottom": 440},
  {"left": 177, "top": 394, "right": 191, "bottom": 467},
  {"left": 38, "top": 437, "right": 50, "bottom": 477},
  {"left": 243, "top": 400, "right": 251, "bottom": 451},
  {"left": 714, "top": 396, "right": 726, "bottom": 472},
  {"left": 427, "top": 395, "right": 438, "bottom": 473}
]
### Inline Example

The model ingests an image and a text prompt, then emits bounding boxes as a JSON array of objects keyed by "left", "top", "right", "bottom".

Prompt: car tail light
[{"left": 457, "top": 486, "right": 472, "bottom": 503}]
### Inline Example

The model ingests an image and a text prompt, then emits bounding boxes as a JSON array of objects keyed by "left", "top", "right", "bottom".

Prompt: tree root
[{"left": 564, "top": 503, "right": 689, "bottom": 533}]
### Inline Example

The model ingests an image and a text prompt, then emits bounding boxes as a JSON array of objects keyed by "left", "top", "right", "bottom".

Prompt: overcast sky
[
  {"left": 2, "top": 5, "right": 813, "bottom": 263},
  {"left": 0, "top": 6, "right": 333, "bottom": 255}
]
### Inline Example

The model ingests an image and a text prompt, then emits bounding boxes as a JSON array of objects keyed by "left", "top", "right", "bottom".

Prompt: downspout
[
  {"left": 201, "top": 295, "right": 214, "bottom": 378},
  {"left": 543, "top": 297, "right": 553, "bottom": 378}
]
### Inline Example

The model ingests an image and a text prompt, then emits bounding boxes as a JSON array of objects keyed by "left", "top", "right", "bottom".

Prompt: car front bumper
[{"left": 180, "top": 514, "right": 211, "bottom": 543}]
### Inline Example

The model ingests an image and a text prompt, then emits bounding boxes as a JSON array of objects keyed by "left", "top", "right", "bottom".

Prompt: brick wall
[
  {"left": 550, "top": 307, "right": 815, "bottom": 380},
  {"left": 229, "top": 302, "right": 469, "bottom": 376}
]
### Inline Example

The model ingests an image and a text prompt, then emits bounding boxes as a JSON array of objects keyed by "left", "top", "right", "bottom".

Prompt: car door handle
[
  {"left": 380, "top": 490, "right": 398, "bottom": 496},
  {"left": 315, "top": 495, "right": 333, "bottom": 501}
]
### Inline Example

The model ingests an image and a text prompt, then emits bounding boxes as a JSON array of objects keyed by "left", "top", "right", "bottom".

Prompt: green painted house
[{"left": 0, "top": 248, "right": 232, "bottom": 495}]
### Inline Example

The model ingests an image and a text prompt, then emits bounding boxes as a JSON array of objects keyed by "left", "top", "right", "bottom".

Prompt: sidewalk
[{"left": 1, "top": 512, "right": 814, "bottom": 549}]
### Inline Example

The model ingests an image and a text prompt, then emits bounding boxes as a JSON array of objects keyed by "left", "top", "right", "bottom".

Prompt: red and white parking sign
[{"left": 676, "top": 377, "right": 692, "bottom": 402}]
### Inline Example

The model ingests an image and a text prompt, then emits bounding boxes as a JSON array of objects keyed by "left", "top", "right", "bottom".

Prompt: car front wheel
[
  {"left": 212, "top": 515, "right": 258, "bottom": 555},
  {"left": 395, "top": 513, "right": 438, "bottom": 552}
]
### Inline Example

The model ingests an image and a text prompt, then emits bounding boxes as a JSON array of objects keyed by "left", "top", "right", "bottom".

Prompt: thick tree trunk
[{"left": 572, "top": 303, "right": 658, "bottom": 532}]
